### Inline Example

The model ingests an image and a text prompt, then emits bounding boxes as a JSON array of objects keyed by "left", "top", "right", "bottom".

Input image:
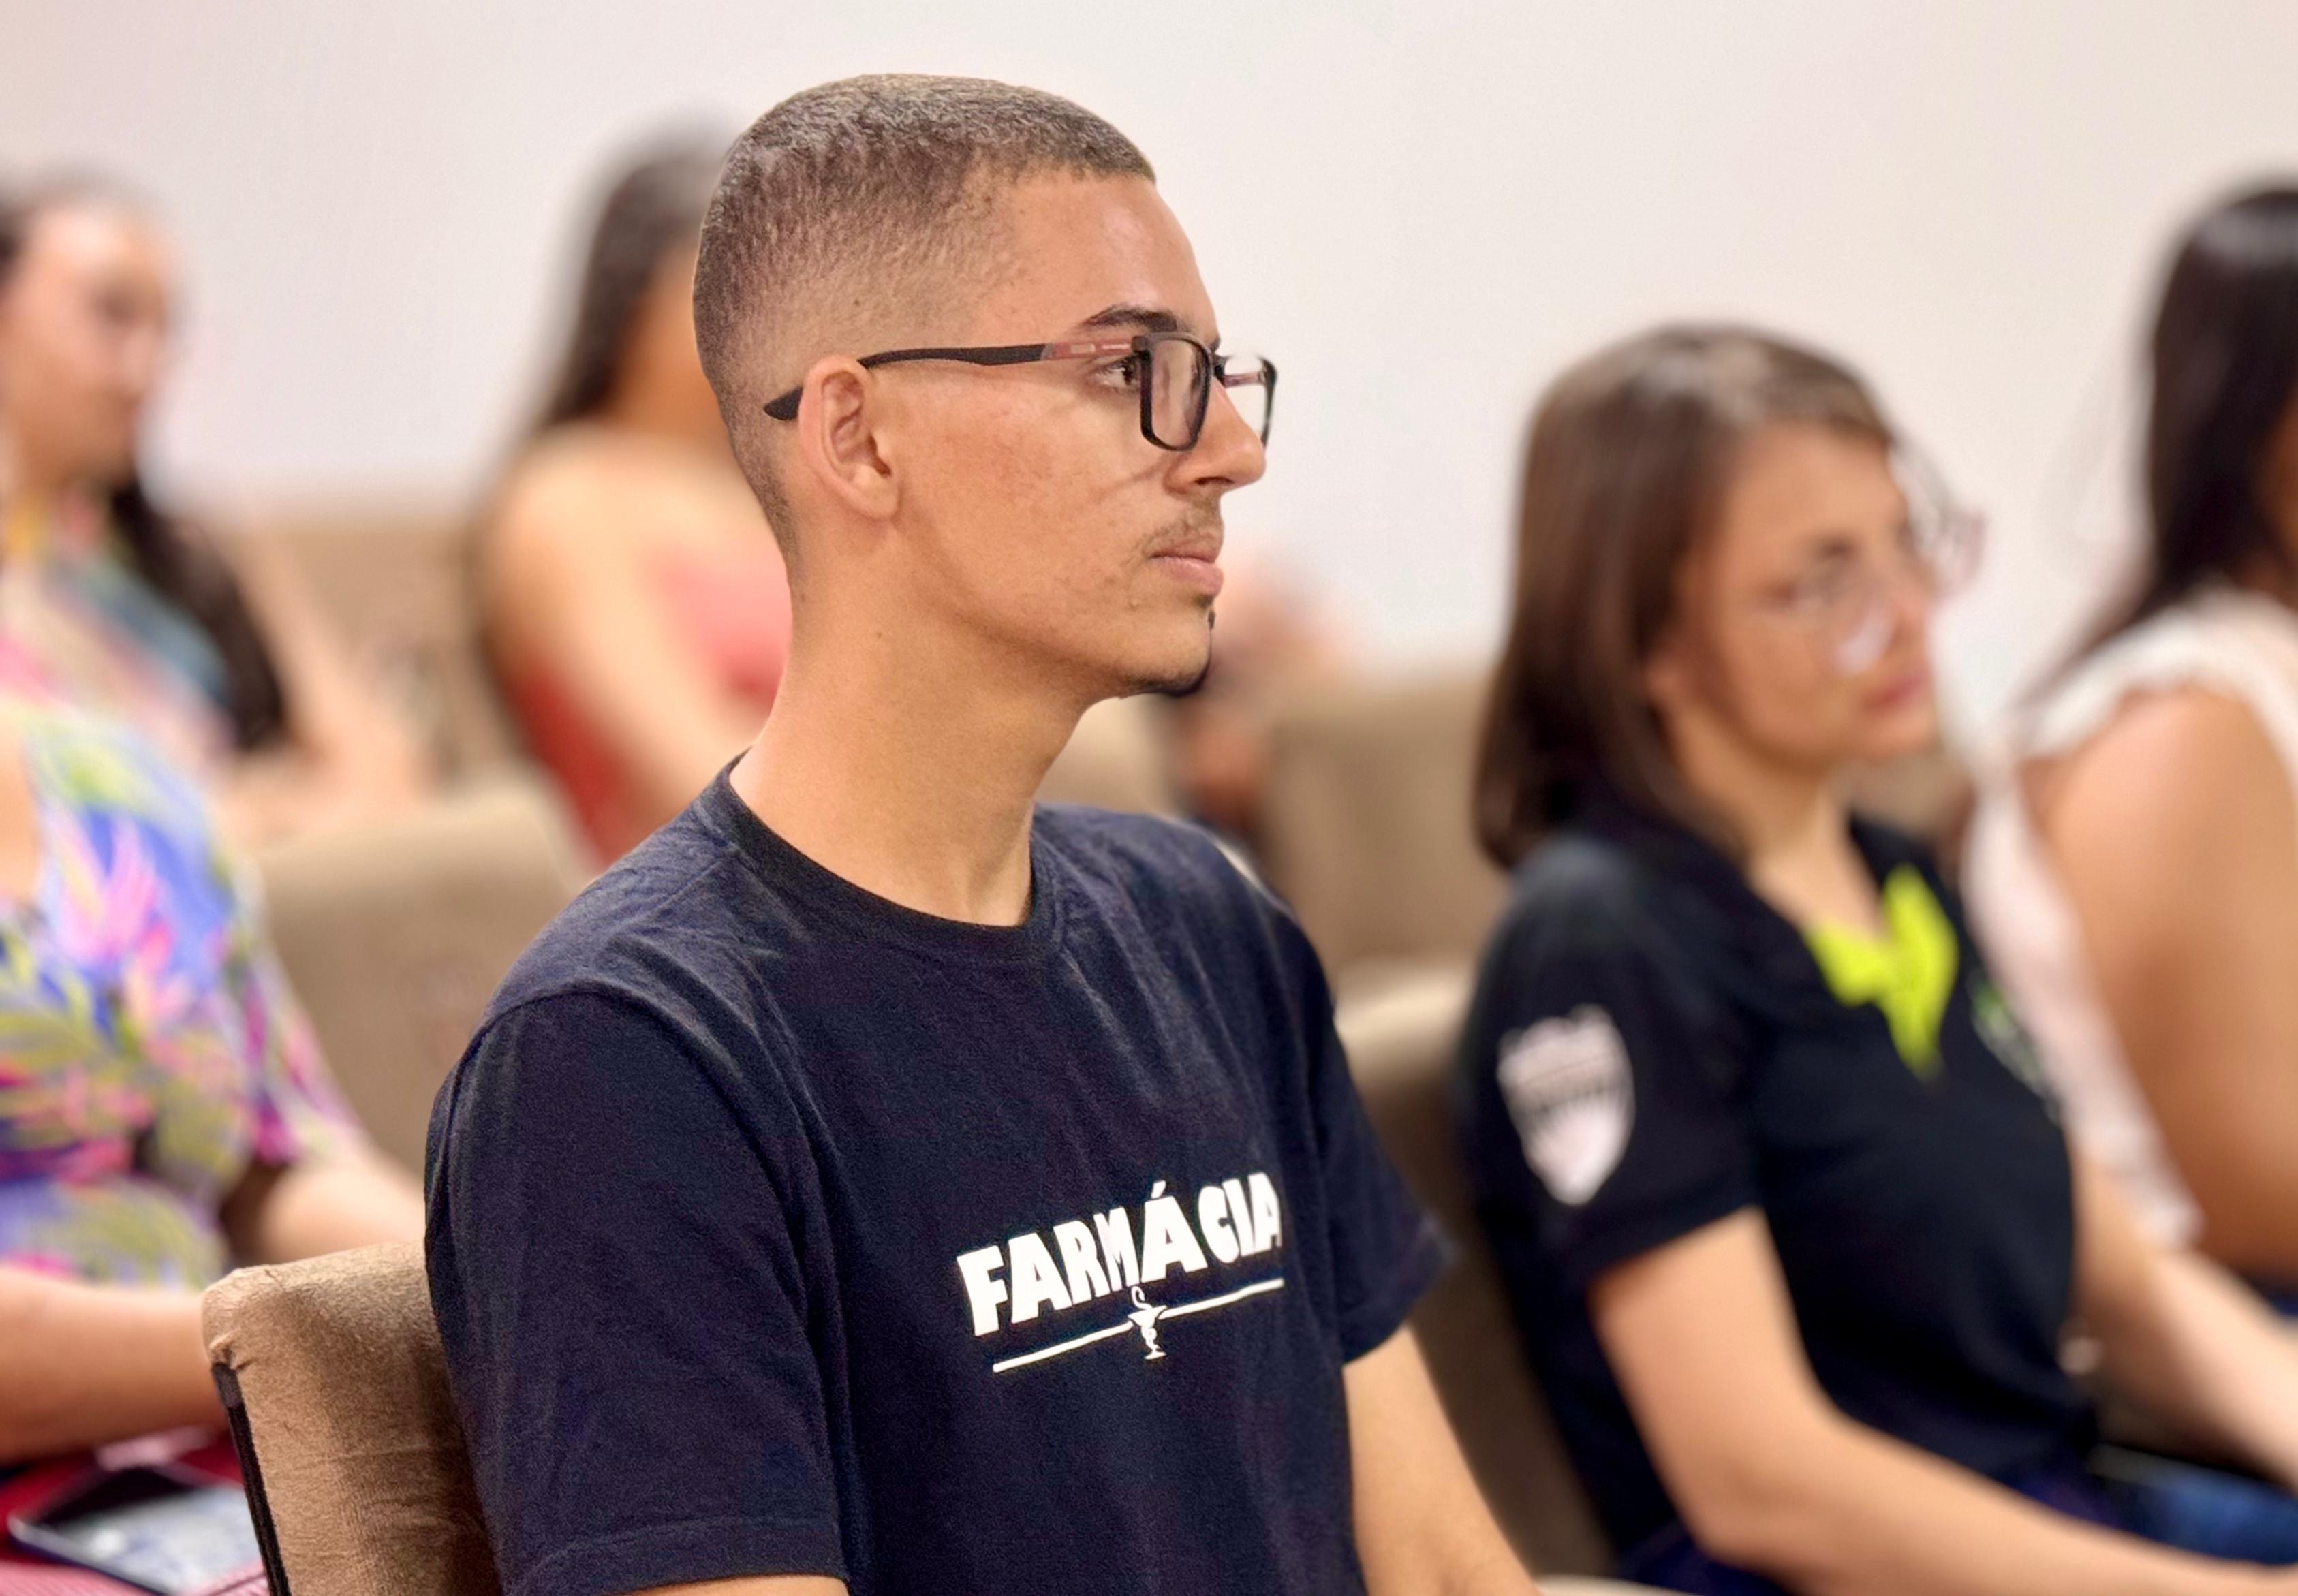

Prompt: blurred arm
[
  {"left": 1346, "top": 1326, "right": 1540, "bottom": 1595},
  {"left": 0, "top": 1266, "right": 219, "bottom": 1462},
  {"left": 220, "top": 1148, "right": 425, "bottom": 1266},
  {"left": 217, "top": 532, "right": 436, "bottom": 843},
  {"left": 1592, "top": 1208, "right": 2276, "bottom": 1595},
  {"left": 2038, "top": 688, "right": 2298, "bottom": 1279},
  {"left": 2074, "top": 1148, "right": 2298, "bottom": 1491}
]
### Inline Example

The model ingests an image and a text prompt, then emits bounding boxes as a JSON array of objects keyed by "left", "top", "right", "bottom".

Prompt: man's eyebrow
[
  {"left": 1075, "top": 303, "right": 1226, "bottom": 351},
  {"left": 1078, "top": 302, "right": 1185, "bottom": 337}
]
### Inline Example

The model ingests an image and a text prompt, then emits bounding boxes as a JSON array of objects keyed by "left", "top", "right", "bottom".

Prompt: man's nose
[{"left": 1185, "top": 385, "right": 1267, "bottom": 489}]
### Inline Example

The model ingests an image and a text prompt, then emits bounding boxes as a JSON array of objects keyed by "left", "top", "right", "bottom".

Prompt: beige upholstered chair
[
  {"left": 1337, "top": 969, "right": 1613, "bottom": 1578},
  {"left": 254, "top": 779, "right": 587, "bottom": 1172},
  {"left": 1259, "top": 671, "right": 1506, "bottom": 990},
  {"left": 228, "top": 510, "right": 517, "bottom": 780},
  {"left": 204, "top": 1243, "right": 498, "bottom": 1596},
  {"left": 1037, "top": 695, "right": 1179, "bottom": 815}
]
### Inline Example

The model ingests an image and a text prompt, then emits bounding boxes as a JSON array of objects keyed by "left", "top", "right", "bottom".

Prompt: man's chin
[
  {"left": 1138, "top": 655, "right": 1213, "bottom": 699},
  {"left": 1100, "top": 649, "right": 1211, "bottom": 701},
  {"left": 1085, "top": 610, "right": 1213, "bottom": 700}
]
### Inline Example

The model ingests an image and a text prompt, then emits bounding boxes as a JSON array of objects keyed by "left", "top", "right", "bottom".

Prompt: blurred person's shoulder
[
  {"left": 484, "top": 424, "right": 676, "bottom": 582},
  {"left": 2044, "top": 684, "right": 2289, "bottom": 869},
  {"left": 1497, "top": 817, "right": 1671, "bottom": 951}
]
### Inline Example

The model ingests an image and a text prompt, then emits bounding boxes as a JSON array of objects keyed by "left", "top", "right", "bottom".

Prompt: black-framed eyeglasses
[{"left": 761, "top": 332, "right": 1276, "bottom": 451}]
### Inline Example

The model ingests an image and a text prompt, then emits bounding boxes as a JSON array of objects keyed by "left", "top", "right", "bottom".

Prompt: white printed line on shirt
[
  {"left": 989, "top": 1276, "right": 1286, "bottom": 1375},
  {"left": 990, "top": 1320, "right": 1138, "bottom": 1373},
  {"left": 1160, "top": 1277, "right": 1285, "bottom": 1319}
]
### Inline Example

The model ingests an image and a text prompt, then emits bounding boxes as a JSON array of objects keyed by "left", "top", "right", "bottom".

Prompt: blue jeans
[
  {"left": 2092, "top": 1447, "right": 2298, "bottom": 1565},
  {"left": 1618, "top": 1450, "right": 2298, "bottom": 1594}
]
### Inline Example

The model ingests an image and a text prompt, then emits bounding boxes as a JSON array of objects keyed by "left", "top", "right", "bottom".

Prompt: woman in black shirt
[{"left": 1457, "top": 324, "right": 2298, "bottom": 1594}]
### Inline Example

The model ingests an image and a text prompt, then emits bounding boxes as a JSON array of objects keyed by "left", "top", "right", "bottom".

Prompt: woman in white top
[{"left": 1970, "top": 186, "right": 2298, "bottom": 1292}]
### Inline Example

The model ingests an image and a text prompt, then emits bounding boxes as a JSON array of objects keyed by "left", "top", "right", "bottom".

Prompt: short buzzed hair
[{"left": 694, "top": 74, "right": 1155, "bottom": 535}]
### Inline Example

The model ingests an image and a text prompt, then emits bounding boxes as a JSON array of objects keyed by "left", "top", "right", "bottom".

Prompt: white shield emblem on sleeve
[{"left": 1496, "top": 1007, "right": 1635, "bottom": 1206}]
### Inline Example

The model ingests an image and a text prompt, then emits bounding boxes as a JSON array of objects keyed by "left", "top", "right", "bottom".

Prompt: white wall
[{"left": 8, "top": 0, "right": 2298, "bottom": 730}]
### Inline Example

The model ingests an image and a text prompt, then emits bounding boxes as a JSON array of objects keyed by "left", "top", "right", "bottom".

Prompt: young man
[{"left": 426, "top": 75, "right": 1539, "bottom": 1596}]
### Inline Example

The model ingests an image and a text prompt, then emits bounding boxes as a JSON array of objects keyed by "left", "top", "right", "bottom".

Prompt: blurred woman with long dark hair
[
  {"left": 1968, "top": 187, "right": 2298, "bottom": 1293},
  {"left": 0, "top": 175, "right": 431, "bottom": 845},
  {"left": 1459, "top": 324, "right": 2298, "bottom": 1593},
  {"left": 479, "top": 137, "right": 792, "bottom": 865}
]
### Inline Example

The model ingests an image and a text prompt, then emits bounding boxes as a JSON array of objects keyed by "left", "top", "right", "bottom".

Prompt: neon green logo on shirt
[{"left": 1803, "top": 866, "right": 1959, "bottom": 1079}]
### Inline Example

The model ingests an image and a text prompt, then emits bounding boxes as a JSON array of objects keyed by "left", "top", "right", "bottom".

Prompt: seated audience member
[
  {"left": 1457, "top": 325, "right": 2298, "bottom": 1593},
  {"left": 479, "top": 139, "right": 793, "bottom": 864},
  {"left": 429, "top": 76, "right": 1534, "bottom": 1596},
  {"left": 1968, "top": 186, "right": 2298, "bottom": 1293},
  {"left": 0, "top": 701, "right": 421, "bottom": 1464},
  {"left": 0, "top": 176, "right": 433, "bottom": 847}
]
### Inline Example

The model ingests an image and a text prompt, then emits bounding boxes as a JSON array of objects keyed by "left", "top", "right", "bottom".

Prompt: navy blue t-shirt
[
  {"left": 426, "top": 771, "right": 1444, "bottom": 1596},
  {"left": 1454, "top": 787, "right": 2091, "bottom": 1559}
]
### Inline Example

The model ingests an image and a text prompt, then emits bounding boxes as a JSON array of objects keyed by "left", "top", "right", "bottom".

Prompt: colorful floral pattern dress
[
  {"left": 0, "top": 497, "right": 237, "bottom": 787},
  {"left": 0, "top": 704, "right": 356, "bottom": 1288}
]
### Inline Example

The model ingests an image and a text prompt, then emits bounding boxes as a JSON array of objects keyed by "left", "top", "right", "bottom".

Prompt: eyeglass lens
[
  {"left": 1144, "top": 339, "right": 1272, "bottom": 449},
  {"left": 1147, "top": 339, "right": 1206, "bottom": 450}
]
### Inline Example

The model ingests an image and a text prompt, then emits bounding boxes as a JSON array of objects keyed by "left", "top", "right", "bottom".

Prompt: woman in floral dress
[{"left": 0, "top": 702, "right": 420, "bottom": 1462}]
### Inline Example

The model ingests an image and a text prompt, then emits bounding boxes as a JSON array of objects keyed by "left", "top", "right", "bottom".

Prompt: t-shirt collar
[{"left": 698, "top": 766, "right": 1065, "bottom": 966}]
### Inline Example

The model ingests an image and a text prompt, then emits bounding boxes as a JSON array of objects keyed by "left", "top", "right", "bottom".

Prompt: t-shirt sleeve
[
  {"left": 1468, "top": 902, "right": 1756, "bottom": 1292},
  {"left": 1258, "top": 898, "right": 1447, "bottom": 1362},
  {"left": 425, "top": 990, "right": 843, "bottom": 1596},
  {"left": 1311, "top": 1000, "right": 1451, "bottom": 1360}
]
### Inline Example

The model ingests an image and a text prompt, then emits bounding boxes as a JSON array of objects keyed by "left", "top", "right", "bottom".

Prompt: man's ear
[{"left": 792, "top": 356, "right": 899, "bottom": 522}]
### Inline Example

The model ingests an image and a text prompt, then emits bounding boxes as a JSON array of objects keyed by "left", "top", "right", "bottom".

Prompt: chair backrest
[
  {"left": 1337, "top": 969, "right": 1612, "bottom": 1577},
  {"left": 253, "top": 779, "right": 587, "bottom": 1172},
  {"left": 1258, "top": 667, "right": 1975, "bottom": 985},
  {"left": 227, "top": 510, "right": 516, "bottom": 779},
  {"left": 204, "top": 1243, "right": 499, "bottom": 1596},
  {"left": 1260, "top": 671, "right": 1507, "bottom": 982}
]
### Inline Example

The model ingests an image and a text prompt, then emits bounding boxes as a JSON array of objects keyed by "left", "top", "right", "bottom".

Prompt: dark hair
[
  {"left": 0, "top": 176, "right": 287, "bottom": 750},
  {"left": 694, "top": 74, "right": 1153, "bottom": 530},
  {"left": 530, "top": 138, "right": 726, "bottom": 435},
  {"left": 1473, "top": 324, "right": 1895, "bottom": 867},
  {"left": 2083, "top": 185, "right": 2298, "bottom": 652}
]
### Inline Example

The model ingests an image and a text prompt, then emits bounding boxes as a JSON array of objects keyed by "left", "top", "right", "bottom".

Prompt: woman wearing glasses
[
  {"left": 1456, "top": 324, "right": 2298, "bottom": 1593},
  {"left": 1968, "top": 187, "right": 2298, "bottom": 1297}
]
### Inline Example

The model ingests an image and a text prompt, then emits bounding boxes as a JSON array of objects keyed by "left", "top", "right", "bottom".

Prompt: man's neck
[{"left": 730, "top": 619, "right": 1093, "bottom": 928}]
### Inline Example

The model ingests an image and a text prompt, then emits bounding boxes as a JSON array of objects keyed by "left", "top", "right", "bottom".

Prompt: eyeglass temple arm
[{"left": 762, "top": 341, "right": 1092, "bottom": 420}]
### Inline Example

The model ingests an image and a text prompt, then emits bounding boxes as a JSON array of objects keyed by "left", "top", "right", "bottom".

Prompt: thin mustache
[{"left": 1140, "top": 510, "right": 1226, "bottom": 561}]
